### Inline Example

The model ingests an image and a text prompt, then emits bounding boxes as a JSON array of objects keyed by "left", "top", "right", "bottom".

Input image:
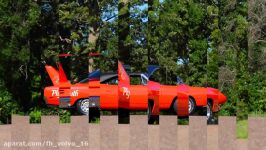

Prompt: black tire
[
  {"left": 207, "top": 101, "right": 214, "bottom": 123},
  {"left": 76, "top": 99, "right": 90, "bottom": 115},
  {"left": 173, "top": 99, "right": 177, "bottom": 114},
  {"left": 76, "top": 98, "right": 100, "bottom": 122},
  {"left": 148, "top": 102, "right": 156, "bottom": 124},
  {"left": 173, "top": 97, "right": 196, "bottom": 115},
  {"left": 188, "top": 97, "right": 196, "bottom": 114}
]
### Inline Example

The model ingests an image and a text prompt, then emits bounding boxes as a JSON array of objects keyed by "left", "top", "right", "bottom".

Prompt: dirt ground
[
  {"left": 0, "top": 117, "right": 252, "bottom": 150},
  {"left": 177, "top": 125, "right": 248, "bottom": 150}
]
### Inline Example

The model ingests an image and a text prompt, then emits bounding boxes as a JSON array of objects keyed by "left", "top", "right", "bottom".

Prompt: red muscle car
[{"left": 44, "top": 61, "right": 227, "bottom": 123}]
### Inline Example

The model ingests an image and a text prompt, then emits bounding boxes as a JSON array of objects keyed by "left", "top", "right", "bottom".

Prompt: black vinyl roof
[
  {"left": 100, "top": 72, "right": 142, "bottom": 83},
  {"left": 79, "top": 72, "right": 142, "bottom": 84}
]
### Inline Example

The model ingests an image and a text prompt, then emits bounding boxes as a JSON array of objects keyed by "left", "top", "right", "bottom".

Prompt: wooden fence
[{"left": 0, "top": 115, "right": 265, "bottom": 150}]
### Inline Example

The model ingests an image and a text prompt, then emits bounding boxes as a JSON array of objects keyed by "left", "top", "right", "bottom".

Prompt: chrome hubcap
[
  {"left": 80, "top": 99, "right": 90, "bottom": 115},
  {"left": 188, "top": 100, "right": 192, "bottom": 114},
  {"left": 207, "top": 104, "right": 211, "bottom": 119}
]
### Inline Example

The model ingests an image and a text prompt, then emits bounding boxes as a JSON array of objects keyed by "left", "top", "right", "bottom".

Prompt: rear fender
[{"left": 176, "top": 84, "right": 189, "bottom": 116}]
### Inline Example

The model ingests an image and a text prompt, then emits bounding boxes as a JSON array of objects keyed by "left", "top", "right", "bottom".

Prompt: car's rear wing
[
  {"left": 118, "top": 61, "right": 131, "bottom": 108},
  {"left": 45, "top": 63, "right": 70, "bottom": 86},
  {"left": 146, "top": 65, "right": 160, "bottom": 78},
  {"left": 45, "top": 65, "right": 59, "bottom": 86}
]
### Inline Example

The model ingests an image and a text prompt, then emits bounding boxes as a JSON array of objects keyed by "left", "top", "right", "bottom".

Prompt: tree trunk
[
  {"left": 147, "top": 0, "right": 153, "bottom": 64},
  {"left": 88, "top": 0, "right": 100, "bottom": 72},
  {"left": 248, "top": 0, "right": 266, "bottom": 72},
  {"left": 118, "top": 0, "right": 130, "bottom": 64}
]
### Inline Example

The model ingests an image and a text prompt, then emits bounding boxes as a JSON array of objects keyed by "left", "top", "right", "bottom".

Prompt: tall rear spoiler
[
  {"left": 88, "top": 69, "right": 101, "bottom": 81},
  {"left": 146, "top": 65, "right": 160, "bottom": 78}
]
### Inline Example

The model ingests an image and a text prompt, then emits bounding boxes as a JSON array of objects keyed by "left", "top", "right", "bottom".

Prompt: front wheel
[
  {"left": 173, "top": 97, "right": 196, "bottom": 115},
  {"left": 207, "top": 101, "right": 214, "bottom": 123}
]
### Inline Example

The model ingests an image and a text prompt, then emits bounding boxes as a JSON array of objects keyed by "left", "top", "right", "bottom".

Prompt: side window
[
  {"left": 104, "top": 78, "right": 118, "bottom": 85},
  {"left": 102, "top": 75, "right": 148, "bottom": 85},
  {"left": 130, "top": 75, "right": 148, "bottom": 85},
  {"left": 130, "top": 76, "right": 142, "bottom": 85}
]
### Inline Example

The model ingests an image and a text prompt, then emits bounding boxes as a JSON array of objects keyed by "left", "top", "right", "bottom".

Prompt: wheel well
[
  {"left": 74, "top": 98, "right": 83, "bottom": 107},
  {"left": 207, "top": 98, "right": 213, "bottom": 106},
  {"left": 169, "top": 96, "right": 195, "bottom": 110},
  {"left": 169, "top": 96, "right": 177, "bottom": 111},
  {"left": 189, "top": 96, "right": 196, "bottom": 104}
]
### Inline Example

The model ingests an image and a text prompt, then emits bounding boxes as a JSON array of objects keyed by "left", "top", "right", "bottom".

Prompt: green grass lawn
[
  {"left": 236, "top": 113, "right": 266, "bottom": 139},
  {"left": 248, "top": 112, "right": 266, "bottom": 117},
  {"left": 236, "top": 119, "right": 248, "bottom": 139}
]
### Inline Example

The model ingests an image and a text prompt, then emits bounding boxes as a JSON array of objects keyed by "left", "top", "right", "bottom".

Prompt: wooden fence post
[
  {"left": 88, "top": 124, "right": 100, "bottom": 150},
  {"left": 248, "top": 117, "right": 266, "bottom": 150},
  {"left": 0, "top": 124, "right": 11, "bottom": 150},
  {"left": 130, "top": 115, "right": 148, "bottom": 150},
  {"left": 159, "top": 116, "right": 177, "bottom": 150},
  {"left": 207, "top": 124, "right": 218, "bottom": 150},
  {"left": 189, "top": 116, "right": 207, "bottom": 150},
  {"left": 71, "top": 116, "right": 89, "bottom": 150},
  {"left": 100, "top": 116, "right": 118, "bottom": 150},
  {"left": 218, "top": 116, "right": 236, "bottom": 150},
  {"left": 41, "top": 116, "right": 59, "bottom": 150},
  {"left": 148, "top": 123, "right": 159, "bottom": 150},
  {"left": 11, "top": 115, "right": 29, "bottom": 150},
  {"left": 177, "top": 124, "right": 189, "bottom": 150},
  {"left": 29, "top": 123, "right": 41, "bottom": 150},
  {"left": 59, "top": 123, "right": 70, "bottom": 150},
  {"left": 119, "top": 124, "right": 130, "bottom": 150}
]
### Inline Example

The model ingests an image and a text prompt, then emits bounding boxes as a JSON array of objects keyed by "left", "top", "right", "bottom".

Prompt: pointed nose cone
[{"left": 218, "top": 92, "right": 227, "bottom": 104}]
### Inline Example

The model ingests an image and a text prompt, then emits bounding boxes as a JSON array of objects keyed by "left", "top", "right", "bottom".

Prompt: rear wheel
[
  {"left": 76, "top": 99, "right": 90, "bottom": 115},
  {"left": 76, "top": 98, "right": 100, "bottom": 122}
]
